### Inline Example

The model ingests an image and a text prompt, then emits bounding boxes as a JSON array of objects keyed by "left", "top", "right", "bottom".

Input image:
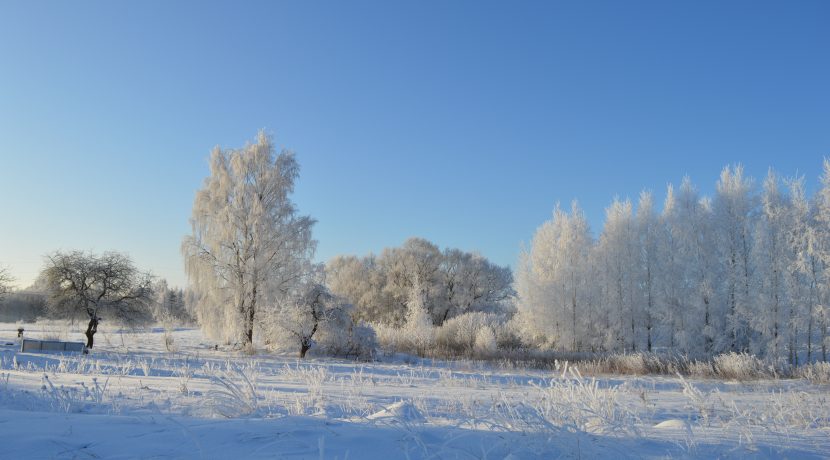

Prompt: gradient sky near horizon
[{"left": 1, "top": 1, "right": 829, "bottom": 289}]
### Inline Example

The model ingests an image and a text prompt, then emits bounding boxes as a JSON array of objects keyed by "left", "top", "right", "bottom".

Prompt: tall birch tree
[{"left": 182, "top": 131, "right": 316, "bottom": 347}]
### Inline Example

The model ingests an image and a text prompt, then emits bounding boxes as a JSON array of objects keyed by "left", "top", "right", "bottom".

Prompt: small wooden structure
[{"left": 20, "top": 339, "right": 85, "bottom": 354}]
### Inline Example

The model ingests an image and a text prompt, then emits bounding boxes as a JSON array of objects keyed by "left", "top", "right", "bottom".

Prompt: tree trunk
[
  {"left": 244, "top": 284, "right": 257, "bottom": 347},
  {"left": 441, "top": 307, "right": 451, "bottom": 326},
  {"left": 646, "top": 264, "right": 653, "bottom": 353},
  {"left": 245, "top": 324, "right": 254, "bottom": 346},
  {"left": 807, "top": 260, "right": 820, "bottom": 364},
  {"left": 299, "top": 320, "right": 319, "bottom": 359},
  {"left": 571, "top": 286, "right": 577, "bottom": 352},
  {"left": 85, "top": 317, "right": 99, "bottom": 348}
]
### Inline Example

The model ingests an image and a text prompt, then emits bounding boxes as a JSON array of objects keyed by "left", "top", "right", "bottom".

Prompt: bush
[
  {"left": 435, "top": 312, "right": 501, "bottom": 355},
  {"left": 796, "top": 362, "right": 830, "bottom": 384},
  {"left": 316, "top": 320, "right": 377, "bottom": 360},
  {"left": 687, "top": 360, "right": 716, "bottom": 379},
  {"left": 493, "top": 319, "right": 524, "bottom": 350},
  {"left": 372, "top": 322, "right": 401, "bottom": 352},
  {"left": 474, "top": 326, "right": 497, "bottom": 356}
]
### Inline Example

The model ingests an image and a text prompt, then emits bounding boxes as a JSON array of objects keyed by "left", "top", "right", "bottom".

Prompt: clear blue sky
[{"left": 1, "top": 1, "right": 828, "bottom": 288}]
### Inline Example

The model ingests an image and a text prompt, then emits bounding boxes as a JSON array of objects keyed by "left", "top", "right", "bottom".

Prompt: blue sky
[{"left": 1, "top": 1, "right": 828, "bottom": 288}]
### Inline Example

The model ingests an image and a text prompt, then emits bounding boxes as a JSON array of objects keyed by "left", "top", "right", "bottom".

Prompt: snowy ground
[{"left": 0, "top": 323, "right": 828, "bottom": 459}]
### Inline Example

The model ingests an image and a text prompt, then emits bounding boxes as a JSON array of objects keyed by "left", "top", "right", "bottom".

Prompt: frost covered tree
[
  {"left": 597, "top": 198, "right": 638, "bottom": 351},
  {"left": 635, "top": 191, "right": 659, "bottom": 352},
  {"left": 182, "top": 131, "right": 316, "bottom": 347},
  {"left": 0, "top": 290, "right": 47, "bottom": 323},
  {"left": 326, "top": 254, "right": 394, "bottom": 324},
  {"left": 402, "top": 277, "right": 435, "bottom": 355},
  {"left": 712, "top": 165, "right": 756, "bottom": 352},
  {"left": 516, "top": 202, "right": 592, "bottom": 351},
  {"left": 41, "top": 251, "right": 155, "bottom": 348},
  {"left": 153, "top": 280, "right": 191, "bottom": 327},
  {"left": 378, "top": 238, "right": 442, "bottom": 325},
  {"left": 326, "top": 238, "right": 512, "bottom": 328},
  {"left": 658, "top": 178, "right": 718, "bottom": 354},
  {"left": 811, "top": 159, "right": 830, "bottom": 362},
  {"left": 784, "top": 178, "right": 822, "bottom": 364},
  {"left": 266, "top": 274, "right": 337, "bottom": 358},
  {"left": 560, "top": 204, "right": 593, "bottom": 351},
  {"left": 751, "top": 171, "right": 795, "bottom": 359},
  {"left": 0, "top": 266, "right": 13, "bottom": 303},
  {"left": 437, "top": 248, "right": 513, "bottom": 324}
]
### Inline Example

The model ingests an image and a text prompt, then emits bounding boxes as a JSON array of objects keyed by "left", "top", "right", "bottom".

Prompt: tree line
[
  {"left": 2, "top": 131, "right": 828, "bottom": 364},
  {"left": 517, "top": 165, "right": 830, "bottom": 364}
]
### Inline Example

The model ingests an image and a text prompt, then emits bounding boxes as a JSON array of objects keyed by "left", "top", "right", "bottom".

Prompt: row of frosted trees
[{"left": 517, "top": 163, "right": 830, "bottom": 364}]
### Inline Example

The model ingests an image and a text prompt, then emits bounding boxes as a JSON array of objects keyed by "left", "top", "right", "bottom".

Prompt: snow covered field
[{"left": 0, "top": 323, "right": 828, "bottom": 459}]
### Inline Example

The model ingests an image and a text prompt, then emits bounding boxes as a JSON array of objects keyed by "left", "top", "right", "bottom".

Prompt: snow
[
  {"left": 653, "top": 418, "right": 689, "bottom": 429},
  {"left": 366, "top": 400, "right": 426, "bottom": 423},
  {"left": 1, "top": 323, "right": 829, "bottom": 459}
]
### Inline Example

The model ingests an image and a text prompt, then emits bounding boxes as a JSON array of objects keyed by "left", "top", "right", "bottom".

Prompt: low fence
[{"left": 21, "top": 339, "right": 85, "bottom": 354}]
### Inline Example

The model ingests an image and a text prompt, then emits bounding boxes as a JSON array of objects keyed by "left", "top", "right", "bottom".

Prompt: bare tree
[{"left": 42, "top": 251, "right": 154, "bottom": 348}]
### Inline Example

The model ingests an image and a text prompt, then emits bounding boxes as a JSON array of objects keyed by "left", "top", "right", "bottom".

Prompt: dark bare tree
[{"left": 42, "top": 251, "right": 154, "bottom": 348}]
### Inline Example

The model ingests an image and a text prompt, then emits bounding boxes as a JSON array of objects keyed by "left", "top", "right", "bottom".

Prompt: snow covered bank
[{"left": 0, "top": 324, "right": 828, "bottom": 459}]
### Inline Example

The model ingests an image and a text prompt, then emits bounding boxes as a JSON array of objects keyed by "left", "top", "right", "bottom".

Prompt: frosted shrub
[
  {"left": 435, "top": 312, "right": 500, "bottom": 355},
  {"left": 372, "top": 322, "right": 401, "bottom": 352},
  {"left": 40, "top": 375, "right": 110, "bottom": 413},
  {"left": 41, "top": 374, "right": 83, "bottom": 413},
  {"left": 688, "top": 360, "right": 716, "bottom": 378},
  {"left": 796, "top": 362, "right": 830, "bottom": 384},
  {"left": 474, "top": 326, "right": 498, "bottom": 356},
  {"left": 677, "top": 373, "right": 717, "bottom": 426},
  {"left": 606, "top": 353, "right": 675, "bottom": 375},
  {"left": 611, "top": 354, "right": 648, "bottom": 375},
  {"left": 163, "top": 330, "right": 177, "bottom": 353},
  {"left": 433, "top": 321, "right": 457, "bottom": 353},
  {"left": 174, "top": 360, "right": 194, "bottom": 395},
  {"left": 156, "top": 303, "right": 179, "bottom": 353},
  {"left": 139, "top": 358, "right": 153, "bottom": 377},
  {"left": 494, "top": 319, "right": 524, "bottom": 350},
  {"left": 316, "top": 320, "right": 377, "bottom": 360},
  {"left": 713, "top": 352, "right": 768, "bottom": 381},
  {"left": 82, "top": 377, "right": 109, "bottom": 405}
]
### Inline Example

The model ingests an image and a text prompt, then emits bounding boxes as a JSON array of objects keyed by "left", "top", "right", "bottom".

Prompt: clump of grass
[
  {"left": 712, "top": 353, "right": 769, "bottom": 381},
  {"left": 795, "top": 362, "right": 830, "bottom": 384},
  {"left": 206, "top": 363, "right": 259, "bottom": 418}
]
